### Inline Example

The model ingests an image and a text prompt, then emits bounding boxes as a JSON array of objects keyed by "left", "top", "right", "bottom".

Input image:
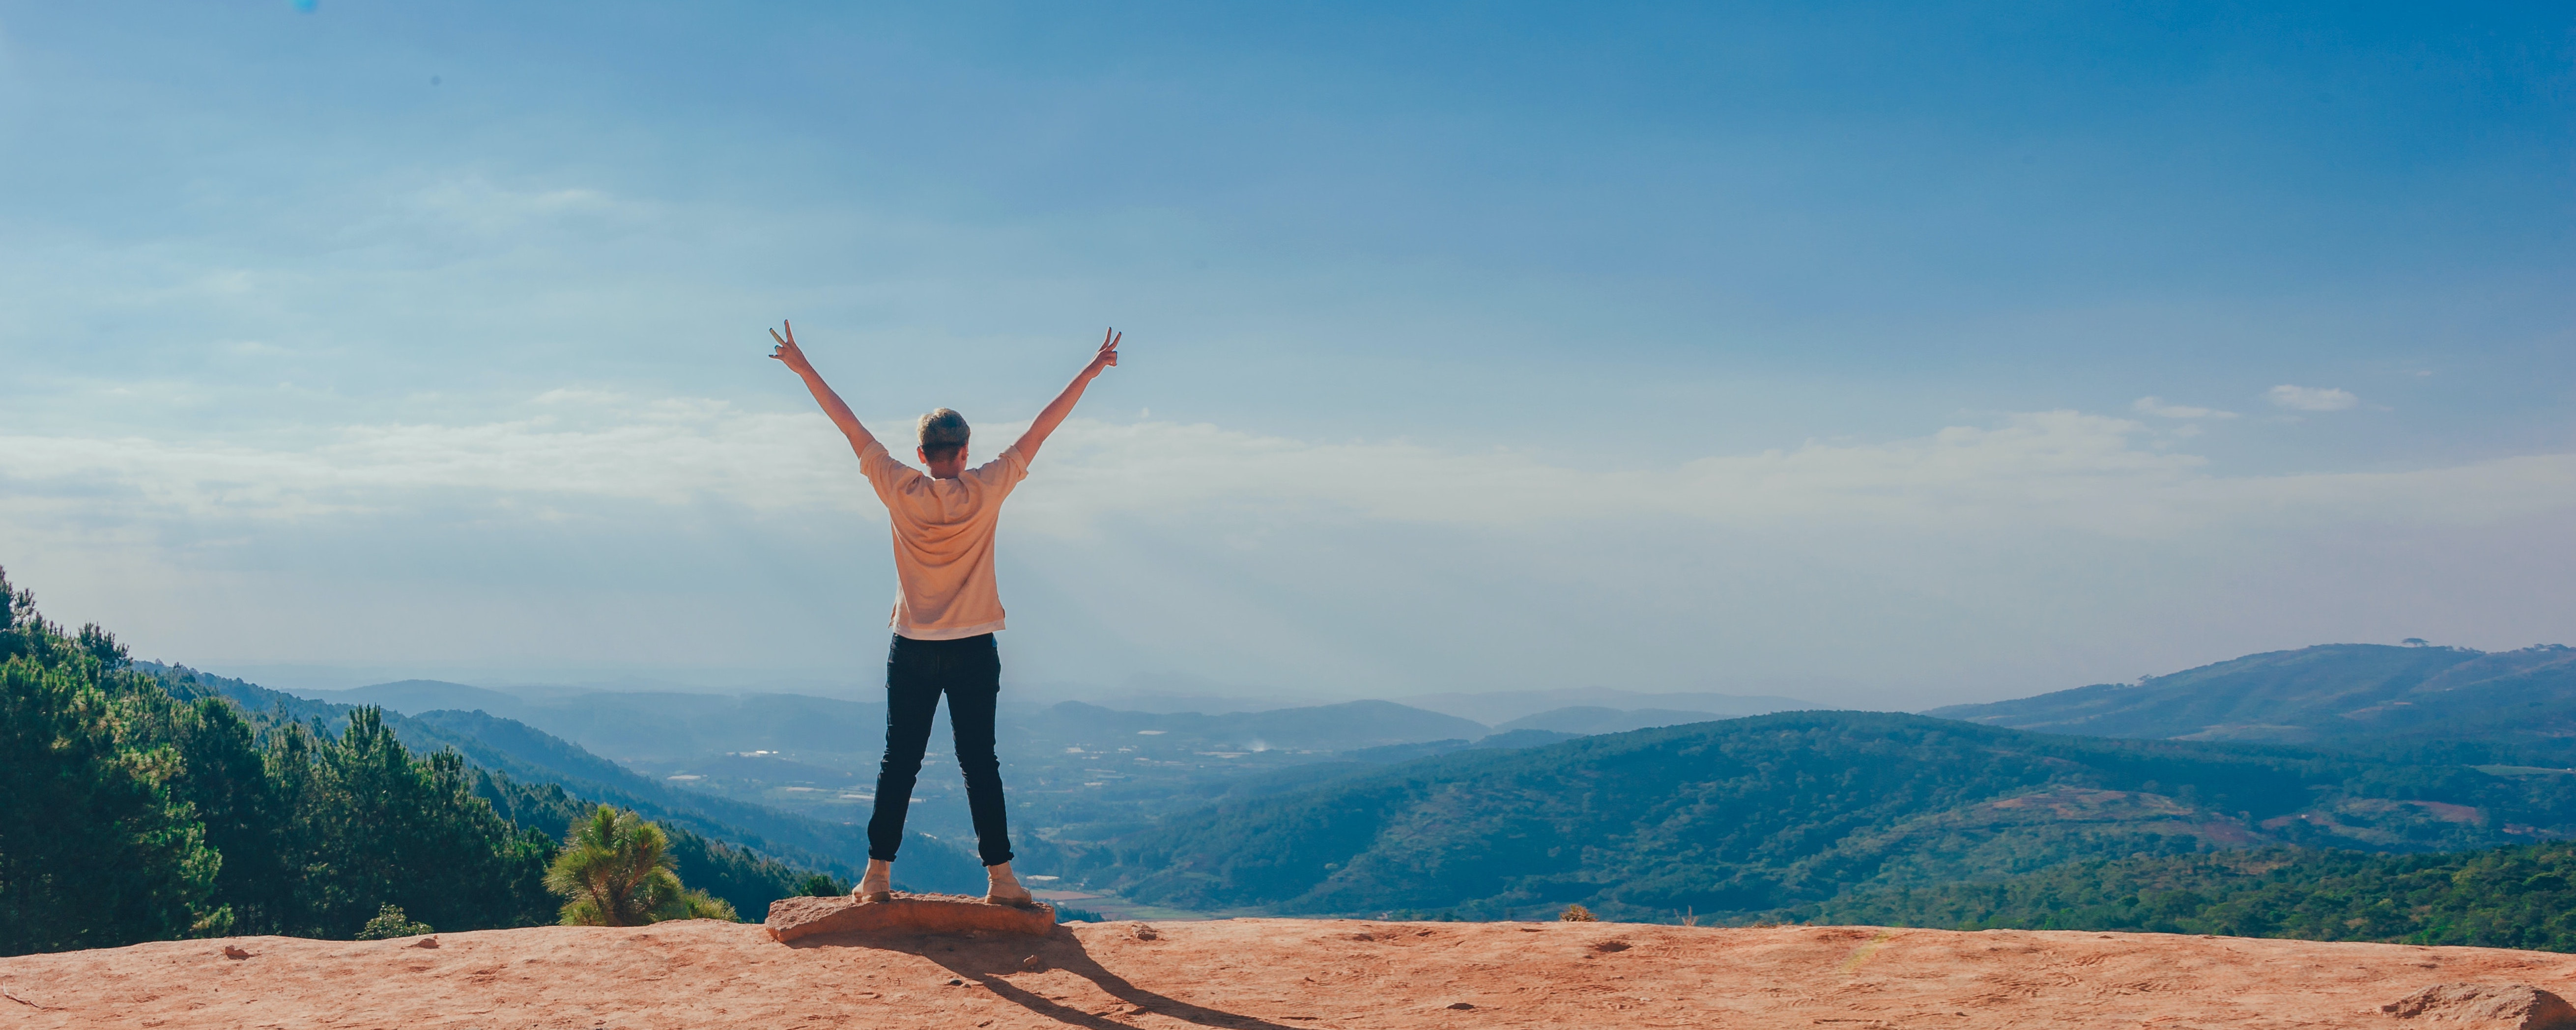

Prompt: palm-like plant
[{"left": 545, "top": 806, "right": 735, "bottom": 926}]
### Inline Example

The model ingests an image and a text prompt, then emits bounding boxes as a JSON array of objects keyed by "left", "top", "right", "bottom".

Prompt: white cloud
[
  {"left": 3, "top": 400, "right": 2567, "bottom": 541},
  {"left": 0, "top": 408, "right": 862, "bottom": 520},
  {"left": 6, "top": 399, "right": 2572, "bottom": 705},
  {"left": 2132, "top": 396, "right": 2238, "bottom": 419},
  {"left": 2267, "top": 384, "right": 2359, "bottom": 412}
]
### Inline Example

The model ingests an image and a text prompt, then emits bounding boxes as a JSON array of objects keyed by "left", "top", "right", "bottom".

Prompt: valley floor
[{"left": 6, "top": 918, "right": 2574, "bottom": 1029}]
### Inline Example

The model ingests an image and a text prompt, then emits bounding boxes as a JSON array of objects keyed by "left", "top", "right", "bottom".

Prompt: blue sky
[{"left": 2, "top": 1, "right": 2570, "bottom": 707}]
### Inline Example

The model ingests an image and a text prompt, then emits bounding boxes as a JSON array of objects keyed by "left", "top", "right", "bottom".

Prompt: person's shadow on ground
[{"left": 788, "top": 926, "right": 1313, "bottom": 1030}]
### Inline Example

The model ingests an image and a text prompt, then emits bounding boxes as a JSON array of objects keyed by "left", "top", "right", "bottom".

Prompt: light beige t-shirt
[{"left": 856, "top": 440, "right": 1031, "bottom": 640}]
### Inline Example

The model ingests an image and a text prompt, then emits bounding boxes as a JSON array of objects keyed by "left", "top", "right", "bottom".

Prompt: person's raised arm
[
  {"left": 1013, "top": 328, "right": 1121, "bottom": 463},
  {"left": 768, "top": 321, "right": 882, "bottom": 459}
]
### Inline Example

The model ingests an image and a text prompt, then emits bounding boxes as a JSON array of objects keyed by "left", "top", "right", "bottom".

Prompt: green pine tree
[
  {"left": 0, "top": 569, "right": 225, "bottom": 955},
  {"left": 545, "top": 806, "right": 736, "bottom": 926}
]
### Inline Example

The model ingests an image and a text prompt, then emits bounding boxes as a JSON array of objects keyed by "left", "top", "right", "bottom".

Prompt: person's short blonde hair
[{"left": 917, "top": 408, "right": 970, "bottom": 462}]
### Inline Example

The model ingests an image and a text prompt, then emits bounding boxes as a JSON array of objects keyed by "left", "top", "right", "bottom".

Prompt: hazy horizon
[
  {"left": 6, "top": 3, "right": 2570, "bottom": 710},
  {"left": 168, "top": 638, "right": 2561, "bottom": 721},
  {"left": 189, "top": 660, "right": 1843, "bottom": 713}
]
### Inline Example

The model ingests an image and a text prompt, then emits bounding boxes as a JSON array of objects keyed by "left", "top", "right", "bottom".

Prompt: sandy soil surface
[{"left": 6, "top": 919, "right": 2575, "bottom": 1029}]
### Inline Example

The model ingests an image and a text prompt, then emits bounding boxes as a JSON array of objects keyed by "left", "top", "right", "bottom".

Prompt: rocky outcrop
[
  {"left": 13, "top": 921, "right": 2576, "bottom": 1028},
  {"left": 763, "top": 892, "right": 1056, "bottom": 942},
  {"left": 2383, "top": 983, "right": 2576, "bottom": 1029}
]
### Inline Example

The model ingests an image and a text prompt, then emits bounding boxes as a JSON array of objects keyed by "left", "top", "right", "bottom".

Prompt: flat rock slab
[{"left": 764, "top": 892, "right": 1055, "bottom": 942}]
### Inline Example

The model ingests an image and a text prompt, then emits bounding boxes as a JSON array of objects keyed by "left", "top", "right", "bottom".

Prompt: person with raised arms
[{"left": 768, "top": 321, "right": 1120, "bottom": 906}]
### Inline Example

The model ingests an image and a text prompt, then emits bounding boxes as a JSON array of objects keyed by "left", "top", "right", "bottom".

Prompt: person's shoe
[
  {"left": 984, "top": 861, "right": 1035, "bottom": 908},
  {"left": 855, "top": 859, "right": 893, "bottom": 904}
]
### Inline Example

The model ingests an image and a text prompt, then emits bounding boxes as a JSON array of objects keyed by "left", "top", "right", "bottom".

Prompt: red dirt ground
[{"left": 6, "top": 919, "right": 2574, "bottom": 1029}]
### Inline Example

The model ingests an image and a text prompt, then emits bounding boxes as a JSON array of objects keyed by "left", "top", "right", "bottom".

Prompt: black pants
[{"left": 866, "top": 633, "right": 1013, "bottom": 867}]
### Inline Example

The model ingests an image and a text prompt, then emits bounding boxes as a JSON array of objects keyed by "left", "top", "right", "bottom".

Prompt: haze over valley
[
  {"left": 8, "top": 10, "right": 2576, "bottom": 1023},
  {"left": 196, "top": 637, "right": 2576, "bottom": 922}
]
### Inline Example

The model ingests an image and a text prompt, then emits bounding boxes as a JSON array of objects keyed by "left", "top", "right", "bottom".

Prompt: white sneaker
[
  {"left": 855, "top": 859, "right": 893, "bottom": 903},
  {"left": 984, "top": 861, "right": 1035, "bottom": 907}
]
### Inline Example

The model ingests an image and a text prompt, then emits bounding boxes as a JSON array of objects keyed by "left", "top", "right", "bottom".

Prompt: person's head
[{"left": 916, "top": 408, "right": 970, "bottom": 476}]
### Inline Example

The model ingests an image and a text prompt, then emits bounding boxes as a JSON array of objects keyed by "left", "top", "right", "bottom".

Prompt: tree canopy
[{"left": 0, "top": 567, "right": 784, "bottom": 955}]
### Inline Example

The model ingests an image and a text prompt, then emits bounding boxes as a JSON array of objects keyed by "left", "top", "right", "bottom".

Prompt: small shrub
[
  {"left": 1560, "top": 904, "right": 1597, "bottom": 922},
  {"left": 355, "top": 904, "right": 432, "bottom": 940},
  {"left": 547, "top": 806, "right": 737, "bottom": 925},
  {"left": 670, "top": 889, "right": 738, "bottom": 921}
]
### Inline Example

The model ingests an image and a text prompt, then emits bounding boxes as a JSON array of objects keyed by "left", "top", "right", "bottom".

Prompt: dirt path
[{"left": 5, "top": 919, "right": 2572, "bottom": 1028}]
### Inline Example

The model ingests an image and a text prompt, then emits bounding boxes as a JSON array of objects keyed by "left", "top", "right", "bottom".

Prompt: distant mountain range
[
  {"left": 1494, "top": 705, "right": 1750, "bottom": 735},
  {"left": 1926, "top": 644, "right": 2576, "bottom": 755},
  {"left": 1399, "top": 688, "right": 1816, "bottom": 725},
  {"left": 255, "top": 675, "right": 1753, "bottom": 891},
  {"left": 284, "top": 680, "right": 889, "bottom": 762},
  {"left": 1039, "top": 699, "right": 1490, "bottom": 752},
  {"left": 240, "top": 640, "right": 2576, "bottom": 925},
  {"left": 288, "top": 680, "right": 1782, "bottom": 759},
  {"left": 273, "top": 679, "right": 1782, "bottom": 855},
  {"left": 1065, "top": 709, "right": 2576, "bottom": 921}
]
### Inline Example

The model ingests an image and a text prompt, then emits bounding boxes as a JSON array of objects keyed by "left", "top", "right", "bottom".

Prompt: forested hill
[
  {"left": 0, "top": 568, "right": 842, "bottom": 955},
  {"left": 1924, "top": 643, "right": 2576, "bottom": 753},
  {"left": 1066, "top": 710, "right": 2576, "bottom": 921},
  {"left": 1793, "top": 841, "right": 2576, "bottom": 952},
  {"left": 141, "top": 663, "right": 985, "bottom": 895}
]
